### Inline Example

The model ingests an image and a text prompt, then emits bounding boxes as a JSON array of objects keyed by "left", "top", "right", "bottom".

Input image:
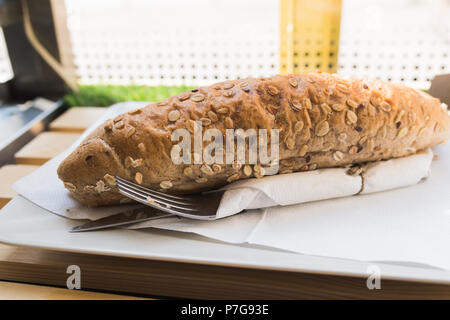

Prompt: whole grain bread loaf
[{"left": 58, "top": 72, "right": 450, "bottom": 206}]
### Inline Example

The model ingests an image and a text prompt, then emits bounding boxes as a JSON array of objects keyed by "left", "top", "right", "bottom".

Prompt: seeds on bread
[{"left": 57, "top": 72, "right": 450, "bottom": 206}]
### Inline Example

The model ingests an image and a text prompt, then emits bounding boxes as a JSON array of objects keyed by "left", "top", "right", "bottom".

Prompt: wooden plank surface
[
  {"left": 14, "top": 132, "right": 79, "bottom": 165},
  {"left": 0, "top": 281, "right": 147, "bottom": 300},
  {"left": 0, "top": 244, "right": 448, "bottom": 299},
  {"left": 49, "top": 107, "right": 106, "bottom": 133},
  {"left": 0, "top": 165, "right": 39, "bottom": 208}
]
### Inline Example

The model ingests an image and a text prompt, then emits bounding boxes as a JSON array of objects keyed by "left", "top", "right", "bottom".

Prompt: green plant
[{"left": 64, "top": 85, "right": 195, "bottom": 107}]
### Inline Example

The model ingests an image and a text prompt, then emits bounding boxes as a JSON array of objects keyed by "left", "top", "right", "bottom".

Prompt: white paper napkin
[
  {"left": 12, "top": 102, "right": 450, "bottom": 270},
  {"left": 214, "top": 150, "right": 432, "bottom": 218}
]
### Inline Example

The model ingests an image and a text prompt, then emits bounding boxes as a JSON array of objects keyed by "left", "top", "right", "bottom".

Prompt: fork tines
[{"left": 115, "top": 176, "right": 198, "bottom": 214}]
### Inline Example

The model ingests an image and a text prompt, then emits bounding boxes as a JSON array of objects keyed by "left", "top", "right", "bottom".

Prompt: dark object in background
[
  {"left": 0, "top": 0, "right": 75, "bottom": 100},
  {"left": 0, "top": 0, "right": 73, "bottom": 165},
  {"left": 429, "top": 74, "right": 450, "bottom": 106}
]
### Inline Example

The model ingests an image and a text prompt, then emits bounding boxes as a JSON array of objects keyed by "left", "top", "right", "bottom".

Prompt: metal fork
[{"left": 115, "top": 176, "right": 225, "bottom": 220}]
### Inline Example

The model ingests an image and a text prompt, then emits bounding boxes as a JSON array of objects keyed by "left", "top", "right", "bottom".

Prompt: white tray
[{"left": 0, "top": 195, "right": 449, "bottom": 284}]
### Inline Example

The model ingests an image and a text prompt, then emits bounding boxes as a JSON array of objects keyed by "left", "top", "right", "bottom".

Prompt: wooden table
[
  {"left": 0, "top": 243, "right": 449, "bottom": 299},
  {"left": 49, "top": 107, "right": 106, "bottom": 133},
  {"left": 0, "top": 165, "right": 39, "bottom": 208},
  {"left": 0, "top": 281, "right": 146, "bottom": 300}
]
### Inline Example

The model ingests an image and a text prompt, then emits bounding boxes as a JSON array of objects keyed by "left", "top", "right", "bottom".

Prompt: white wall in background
[
  {"left": 0, "top": 0, "right": 448, "bottom": 89},
  {"left": 65, "top": 0, "right": 279, "bottom": 86},
  {"left": 338, "top": 0, "right": 450, "bottom": 88}
]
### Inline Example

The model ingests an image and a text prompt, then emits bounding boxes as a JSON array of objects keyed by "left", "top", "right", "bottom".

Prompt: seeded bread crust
[{"left": 58, "top": 72, "right": 450, "bottom": 206}]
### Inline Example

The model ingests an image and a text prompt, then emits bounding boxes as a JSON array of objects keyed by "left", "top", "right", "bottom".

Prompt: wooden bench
[
  {"left": 49, "top": 107, "right": 105, "bottom": 133},
  {"left": 14, "top": 132, "right": 80, "bottom": 165}
]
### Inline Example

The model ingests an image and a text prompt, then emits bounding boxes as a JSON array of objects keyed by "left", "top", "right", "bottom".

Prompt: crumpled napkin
[{"left": 214, "top": 150, "right": 432, "bottom": 218}]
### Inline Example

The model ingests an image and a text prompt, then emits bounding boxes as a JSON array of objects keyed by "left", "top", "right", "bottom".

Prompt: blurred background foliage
[{"left": 63, "top": 85, "right": 194, "bottom": 107}]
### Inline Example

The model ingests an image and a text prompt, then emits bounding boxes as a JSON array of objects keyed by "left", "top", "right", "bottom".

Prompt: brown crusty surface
[{"left": 58, "top": 72, "right": 450, "bottom": 206}]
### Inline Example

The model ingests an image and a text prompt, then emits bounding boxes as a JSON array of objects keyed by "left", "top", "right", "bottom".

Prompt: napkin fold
[
  {"left": 215, "top": 149, "right": 432, "bottom": 218},
  {"left": 12, "top": 102, "right": 450, "bottom": 271}
]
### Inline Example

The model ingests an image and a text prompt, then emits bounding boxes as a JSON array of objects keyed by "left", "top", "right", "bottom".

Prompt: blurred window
[
  {"left": 0, "top": 28, "right": 14, "bottom": 83},
  {"left": 0, "top": 0, "right": 448, "bottom": 89}
]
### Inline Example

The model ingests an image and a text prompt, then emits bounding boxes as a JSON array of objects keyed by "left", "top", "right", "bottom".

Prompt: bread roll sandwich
[{"left": 58, "top": 72, "right": 450, "bottom": 206}]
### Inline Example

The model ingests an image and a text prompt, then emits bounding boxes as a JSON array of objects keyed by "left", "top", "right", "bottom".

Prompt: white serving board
[{"left": 0, "top": 195, "right": 449, "bottom": 284}]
